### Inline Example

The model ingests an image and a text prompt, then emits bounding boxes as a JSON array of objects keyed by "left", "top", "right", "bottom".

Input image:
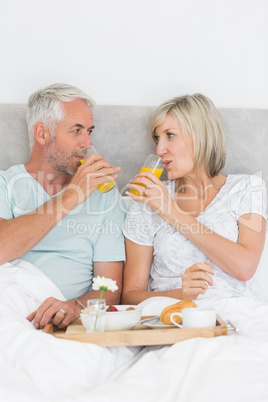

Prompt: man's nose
[{"left": 80, "top": 132, "right": 92, "bottom": 148}]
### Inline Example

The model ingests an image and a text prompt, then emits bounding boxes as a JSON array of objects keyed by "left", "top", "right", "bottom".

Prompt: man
[{"left": 0, "top": 83, "right": 125, "bottom": 329}]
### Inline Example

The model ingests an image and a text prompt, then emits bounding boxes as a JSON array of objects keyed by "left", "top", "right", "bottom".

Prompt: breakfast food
[
  {"left": 83, "top": 305, "right": 136, "bottom": 314},
  {"left": 160, "top": 299, "right": 197, "bottom": 325},
  {"left": 107, "top": 305, "right": 119, "bottom": 312},
  {"left": 106, "top": 306, "right": 136, "bottom": 312}
]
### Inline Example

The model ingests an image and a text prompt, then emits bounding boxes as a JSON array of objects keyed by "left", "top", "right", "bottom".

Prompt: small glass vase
[{"left": 87, "top": 299, "right": 106, "bottom": 333}]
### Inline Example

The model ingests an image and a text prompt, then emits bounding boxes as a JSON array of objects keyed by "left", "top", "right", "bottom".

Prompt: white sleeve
[
  {"left": 123, "top": 200, "right": 162, "bottom": 246},
  {"left": 229, "top": 175, "right": 267, "bottom": 221}
]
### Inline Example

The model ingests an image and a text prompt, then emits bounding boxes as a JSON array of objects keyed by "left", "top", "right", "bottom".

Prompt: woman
[{"left": 122, "top": 93, "right": 267, "bottom": 304}]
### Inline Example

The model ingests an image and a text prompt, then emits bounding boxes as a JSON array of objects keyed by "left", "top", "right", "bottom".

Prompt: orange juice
[
  {"left": 80, "top": 159, "right": 115, "bottom": 193},
  {"left": 131, "top": 166, "right": 163, "bottom": 195},
  {"left": 97, "top": 181, "right": 115, "bottom": 193},
  {"left": 140, "top": 166, "right": 163, "bottom": 178}
]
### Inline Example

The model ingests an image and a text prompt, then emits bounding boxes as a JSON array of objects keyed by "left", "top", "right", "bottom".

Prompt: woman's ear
[{"left": 34, "top": 123, "right": 50, "bottom": 145}]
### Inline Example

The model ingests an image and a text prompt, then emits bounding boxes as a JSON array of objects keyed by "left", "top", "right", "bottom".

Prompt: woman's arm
[
  {"left": 127, "top": 173, "right": 266, "bottom": 282},
  {"left": 122, "top": 238, "right": 214, "bottom": 304},
  {"left": 176, "top": 213, "right": 266, "bottom": 281},
  {"left": 121, "top": 238, "right": 182, "bottom": 304}
]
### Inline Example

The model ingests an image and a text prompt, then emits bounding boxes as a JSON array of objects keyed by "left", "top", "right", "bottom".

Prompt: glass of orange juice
[
  {"left": 131, "top": 154, "right": 163, "bottom": 196},
  {"left": 79, "top": 146, "right": 115, "bottom": 193}
]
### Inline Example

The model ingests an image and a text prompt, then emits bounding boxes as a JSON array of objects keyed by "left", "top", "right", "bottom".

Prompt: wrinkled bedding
[{"left": 1, "top": 259, "right": 268, "bottom": 402}]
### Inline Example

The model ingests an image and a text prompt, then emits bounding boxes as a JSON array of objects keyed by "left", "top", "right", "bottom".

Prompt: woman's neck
[{"left": 174, "top": 173, "right": 227, "bottom": 216}]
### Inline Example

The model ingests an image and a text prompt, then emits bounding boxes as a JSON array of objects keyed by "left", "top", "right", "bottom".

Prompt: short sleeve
[
  {"left": 93, "top": 190, "right": 126, "bottom": 262},
  {"left": 123, "top": 199, "right": 163, "bottom": 246},
  {"left": 229, "top": 175, "right": 267, "bottom": 221},
  {"left": 0, "top": 172, "right": 13, "bottom": 219}
]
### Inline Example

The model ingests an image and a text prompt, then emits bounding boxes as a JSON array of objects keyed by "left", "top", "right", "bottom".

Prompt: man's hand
[
  {"left": 66, "top": 153, "right": 120, "bottom": 206},
  {"left": 26, "top": 297, "right": 81, "bottom": 329}
]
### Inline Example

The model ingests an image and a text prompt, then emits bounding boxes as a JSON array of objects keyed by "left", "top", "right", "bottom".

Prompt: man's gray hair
[{"left": 26, "top": 83, "right": 96, "bottom": 149}]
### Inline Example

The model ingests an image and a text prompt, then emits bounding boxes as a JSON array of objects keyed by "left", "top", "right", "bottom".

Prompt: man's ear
[{"left": 34, "top": 123, "right": 51, "bottom": 145}]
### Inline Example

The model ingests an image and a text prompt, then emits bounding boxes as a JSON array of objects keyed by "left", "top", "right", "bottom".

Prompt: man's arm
[
  {"left": 26, "top": 261, "right": 124, "bottom": 329},
  {"left": 0, "top": 189, "right": 80, "bottom": 264},
  {"left": 78, "top": 261, "right": 123, "bottom": 306},
  {"left": 0, "top": 158, "right": 120, "bottom": 265}
]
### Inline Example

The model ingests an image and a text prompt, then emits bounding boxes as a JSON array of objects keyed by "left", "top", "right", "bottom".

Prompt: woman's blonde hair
[{"left": 151, "top": 93, "right": 226, "bottom": 177}]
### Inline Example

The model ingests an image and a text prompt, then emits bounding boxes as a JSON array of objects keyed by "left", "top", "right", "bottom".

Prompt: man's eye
[
  {"left": 87, "top": 130, "right": 93, "bottom": 135},
  {"left": 74, "top": 129, "right": 80, "bottom": 133}
]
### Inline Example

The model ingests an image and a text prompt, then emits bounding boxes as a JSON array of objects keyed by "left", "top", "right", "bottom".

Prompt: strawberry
[{"left": 107, "top": 305, "right": 118, "bottom": 312}]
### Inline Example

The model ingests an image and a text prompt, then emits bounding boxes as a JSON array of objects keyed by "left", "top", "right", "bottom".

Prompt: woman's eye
[
  {"left": 153, "top": 134, "right": 159, "bottom": 142},
  {"left": 167, "top": 132, "right": 174, "bottom": 138}
]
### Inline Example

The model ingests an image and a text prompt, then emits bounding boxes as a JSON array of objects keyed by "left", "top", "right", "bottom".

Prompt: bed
[{"left": 0, "top": 103, "right": 268, "bottom": 401}]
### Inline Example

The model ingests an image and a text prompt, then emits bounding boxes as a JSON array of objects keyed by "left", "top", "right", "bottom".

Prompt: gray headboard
[{"left": 1, "top": 104, "right": 268, "bottom": 195}]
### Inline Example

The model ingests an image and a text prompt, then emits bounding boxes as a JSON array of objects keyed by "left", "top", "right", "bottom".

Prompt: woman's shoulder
[
  {"left": 225, "top": 174, "right": 267, "bottom": 219},
  {"left": 227, "top": 173, "right": 266, "bottom": 191}
]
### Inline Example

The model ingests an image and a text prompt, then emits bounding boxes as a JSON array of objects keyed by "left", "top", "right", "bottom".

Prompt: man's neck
[{"left": 24, "top": 158, "right": 72, "bottom": 197}]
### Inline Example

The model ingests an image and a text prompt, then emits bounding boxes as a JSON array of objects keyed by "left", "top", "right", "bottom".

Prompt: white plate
[{"left": 142, "top": 317, "right": 175, "bottom": 329}]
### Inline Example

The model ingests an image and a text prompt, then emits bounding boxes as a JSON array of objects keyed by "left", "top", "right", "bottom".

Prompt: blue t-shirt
[{"left": 0, "top": 165, "right": 126, "bottom": 300}]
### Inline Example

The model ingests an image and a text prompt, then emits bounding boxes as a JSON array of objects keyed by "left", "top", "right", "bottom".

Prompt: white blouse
[{"left": 123, "top": 174, "right": 267, "bottom": 300}]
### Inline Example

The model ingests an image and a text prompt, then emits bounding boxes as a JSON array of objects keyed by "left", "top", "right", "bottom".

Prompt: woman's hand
[
  {"left": 181, "top": 261, "right": 214, "bottom": 299},
  {"left": 127, "top": 172, "right": 176, "bottom": 216}
]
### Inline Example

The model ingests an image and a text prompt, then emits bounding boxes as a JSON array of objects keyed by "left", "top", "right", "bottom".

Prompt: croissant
[{"left": 160, "top": 299, "right": 197, "bottom": 325}]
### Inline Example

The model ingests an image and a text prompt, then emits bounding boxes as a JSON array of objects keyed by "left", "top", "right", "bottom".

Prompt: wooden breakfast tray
[{"left": 43, "top": 314, "right": 227, "bottom": 347}]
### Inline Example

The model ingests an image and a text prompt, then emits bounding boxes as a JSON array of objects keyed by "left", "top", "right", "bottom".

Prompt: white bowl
[{"left": 80, "top": 305, "right": 143, "bottom": 332}]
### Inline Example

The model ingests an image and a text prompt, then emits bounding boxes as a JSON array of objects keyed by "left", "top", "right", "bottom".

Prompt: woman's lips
[{"left": 163, "top": 160, "right": 172, "bottom": 169}]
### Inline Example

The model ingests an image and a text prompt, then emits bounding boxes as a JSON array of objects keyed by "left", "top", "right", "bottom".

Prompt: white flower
[
  {"left": 91, "top": 276, "right": 118, "bottom": 332},
  {"left": 92, "top": 276, "right": 118, "bottom": 292}
]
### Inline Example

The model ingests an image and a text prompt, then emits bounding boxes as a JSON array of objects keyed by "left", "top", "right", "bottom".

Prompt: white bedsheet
[{"left": 0, "top": 259, "right": 268, "bottom": 402}]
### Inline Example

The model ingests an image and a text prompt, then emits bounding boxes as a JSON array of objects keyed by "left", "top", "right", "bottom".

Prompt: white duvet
[{"left": 0, "top": 259, "right": 268, "bottom": 402}]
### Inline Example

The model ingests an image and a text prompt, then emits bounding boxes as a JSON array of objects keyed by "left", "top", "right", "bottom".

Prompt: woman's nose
[{"left": 156, "top": 141, "right": 167, "bottom": 157}]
